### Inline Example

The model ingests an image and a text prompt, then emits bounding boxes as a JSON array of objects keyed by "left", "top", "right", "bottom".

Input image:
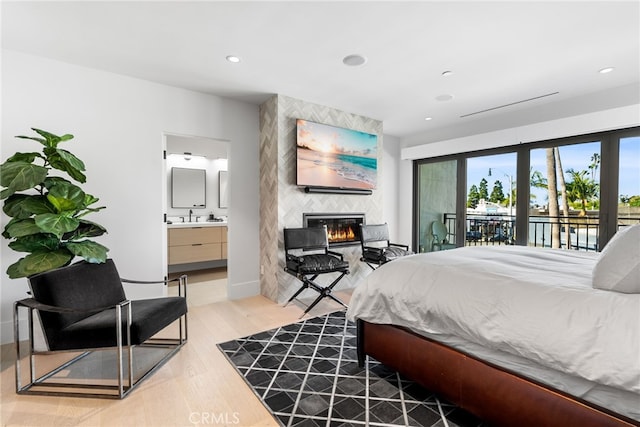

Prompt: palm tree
[
  {"left": 545, "top": 148, "right": 560, "bottom": 248},
  {"left": 554, "top": 147, "right": 571, "bottom": 248},
  {"left": 566, "top": 169, "right": 599, "bottom": 216}
]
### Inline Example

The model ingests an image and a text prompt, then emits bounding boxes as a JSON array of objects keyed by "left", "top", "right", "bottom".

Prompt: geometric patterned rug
[{"left": 217, "top": 311, "right": 487, "bottom": 427}]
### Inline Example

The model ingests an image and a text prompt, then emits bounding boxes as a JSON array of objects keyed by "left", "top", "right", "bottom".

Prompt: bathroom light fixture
[
  {"left": 343, "top": 54, "right": 367, "bottom": 66},
  {"left": 599, "top": 67, "right": 614, "bottom": 74},
  {"left": 226, "top": 55, "right": 241, "bottom": 63},
  {"left": 183, "top": 152, "right": 192, "bottom": 161}
]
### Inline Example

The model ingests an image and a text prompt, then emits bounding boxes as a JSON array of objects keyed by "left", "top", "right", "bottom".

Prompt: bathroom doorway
[{"left": 163, "top": 133, "right": 230, "bottom": 305}]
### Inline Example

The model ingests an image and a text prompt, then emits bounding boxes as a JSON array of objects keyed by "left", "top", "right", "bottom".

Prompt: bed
[{"left": 346, "top": 225, "right": 640, "bottom": 427}]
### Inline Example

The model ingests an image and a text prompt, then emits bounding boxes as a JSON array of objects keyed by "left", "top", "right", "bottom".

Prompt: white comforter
[{"left": 346, "top": 245, "right": 640, "bottom": 393}]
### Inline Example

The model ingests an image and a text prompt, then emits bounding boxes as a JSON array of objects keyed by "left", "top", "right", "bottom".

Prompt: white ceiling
[{"left": 2, "top": 1, "right": 639, "bottom": 142}]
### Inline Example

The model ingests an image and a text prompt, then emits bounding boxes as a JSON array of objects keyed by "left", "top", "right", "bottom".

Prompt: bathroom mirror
[
  {"left": 219, "top": 170, "right": 228, "bottom": 208},
  {"left": 172, "top": 167, "right": 206, "bottom": 208}
]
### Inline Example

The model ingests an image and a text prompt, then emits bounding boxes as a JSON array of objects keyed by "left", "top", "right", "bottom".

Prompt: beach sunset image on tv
[{"left": 296, "top": 119, "right": 378, "bottom": 190}]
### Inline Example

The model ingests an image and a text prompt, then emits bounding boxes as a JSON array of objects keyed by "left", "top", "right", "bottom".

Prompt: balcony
[{"left": 441, "top": 213, "right": 640, "bottom": 252}]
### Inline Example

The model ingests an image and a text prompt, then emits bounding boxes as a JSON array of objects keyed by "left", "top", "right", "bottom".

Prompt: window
[
  {"left": 412, "top": 127, "right": 639, "bottom": 252},
  {"left": 466, "top": 153, "right": 517, "bottom": 246},
  {"left": 529, "top": 141, "right": 600, "bottom": 250},
  {"left": 618, "top": 136, "right": 640, "bottom": 225}
]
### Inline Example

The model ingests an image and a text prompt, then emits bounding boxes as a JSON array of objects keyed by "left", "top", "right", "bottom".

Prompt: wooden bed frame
[{"left": 356, "top": 320, "right": 640, "bottom": 427}]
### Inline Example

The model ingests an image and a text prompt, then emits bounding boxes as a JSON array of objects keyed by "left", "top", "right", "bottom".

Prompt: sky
[
  {"left": 466, "top": 137, "right": 639, "bottom": 206},
  {"left": 296, "top": 119, "right": 377, "bottom": 157}
]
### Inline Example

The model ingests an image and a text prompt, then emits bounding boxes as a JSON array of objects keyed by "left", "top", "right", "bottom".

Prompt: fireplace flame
[{"left": 328, "top": 226, "right": 356, "bottom": 242}]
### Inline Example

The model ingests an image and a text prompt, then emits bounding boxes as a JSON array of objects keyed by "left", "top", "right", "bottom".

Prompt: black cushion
[
  {"left": 382, "top": 246, "right": 413, "bottom": 261},
  {"left": 288, "top": 254, "right": 349, "bottom": 275},
  {"left": 363, "top": 246, "right": 412, "bottom": 264},
  {"left": 49, "top": 297, "right": 187, "bottom": 351},
  {"left": 27, "top": 259, "right": 187, "bottom": 351},
  {"left": 29, "top": 259, "right": 127, "bottom": 335}
]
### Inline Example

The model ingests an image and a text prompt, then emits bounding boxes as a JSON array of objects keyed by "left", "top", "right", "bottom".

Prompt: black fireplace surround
[{"left": 303, "top": 213, "right": 365, "bottom": 247}]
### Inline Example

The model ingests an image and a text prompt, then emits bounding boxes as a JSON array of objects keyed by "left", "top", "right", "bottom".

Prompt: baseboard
[{"left": 227, "top": 279, "right": 260, "bottom": 300}]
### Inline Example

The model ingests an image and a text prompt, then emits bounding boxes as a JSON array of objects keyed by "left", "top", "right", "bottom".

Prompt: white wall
[
  {"left": 0, "top": 50, "right": 260, "bottom": 343},
  {"left": 381, "top": 134, "right": 400, "bottom": 242}
]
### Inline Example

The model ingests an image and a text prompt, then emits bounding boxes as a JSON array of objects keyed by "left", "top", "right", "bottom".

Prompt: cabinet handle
[{"left": 192, "top": 243, "right": 203, "bottom": 246}]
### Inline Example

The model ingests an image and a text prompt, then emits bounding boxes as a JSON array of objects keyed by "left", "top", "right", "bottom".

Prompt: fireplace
[{"left": 303, "top": 213, "right": 365, "bottom": 247}]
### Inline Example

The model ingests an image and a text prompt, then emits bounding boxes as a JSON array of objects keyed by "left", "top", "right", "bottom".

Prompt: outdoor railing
[{"left": 441, "top": 213, "right": 640, "bottom": 252}]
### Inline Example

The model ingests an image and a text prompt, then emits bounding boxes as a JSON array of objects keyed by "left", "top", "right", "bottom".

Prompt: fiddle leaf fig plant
[{"left": 1, "top": 128, "right": 109, "bottom": 278}]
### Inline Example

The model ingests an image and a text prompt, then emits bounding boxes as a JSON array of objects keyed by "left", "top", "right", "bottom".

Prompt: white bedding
[{"left": 346, "top": 245, "right": 640, "bottom": 396}]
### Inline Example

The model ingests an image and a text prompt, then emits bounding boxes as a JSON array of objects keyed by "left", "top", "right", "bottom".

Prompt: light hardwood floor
[{"left": 0, "top": 289, "right": 352, "bottom": 426}]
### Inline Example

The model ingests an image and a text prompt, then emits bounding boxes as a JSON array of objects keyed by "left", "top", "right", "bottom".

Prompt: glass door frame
[{"left": 411, "top": 126, "right": 640, "bottom": 252}]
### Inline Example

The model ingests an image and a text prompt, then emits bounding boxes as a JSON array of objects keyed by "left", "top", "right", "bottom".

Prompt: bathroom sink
[{"left": 167, "top": 221, "right": 226, "bottom": 227}]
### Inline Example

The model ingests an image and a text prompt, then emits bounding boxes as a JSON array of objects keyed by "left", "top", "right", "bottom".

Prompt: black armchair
[
  {"left": 283, "top": 226, "right": 350, "bottom": 317},
  {"left": 359, "top": 223, "right": 413, "bottom": 269},
  {"left": 13, "top": 259, "right": 187, "bottom": 399}
]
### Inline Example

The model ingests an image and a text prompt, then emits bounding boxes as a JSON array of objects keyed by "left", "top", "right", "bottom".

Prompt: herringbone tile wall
[{"left": 259, "top": 95, "right": 384, "bottom": 304}]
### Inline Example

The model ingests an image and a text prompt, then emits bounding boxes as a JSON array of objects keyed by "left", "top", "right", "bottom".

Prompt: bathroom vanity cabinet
[{"left": 168, "top": 223, "right": 227, "bottom": 272}]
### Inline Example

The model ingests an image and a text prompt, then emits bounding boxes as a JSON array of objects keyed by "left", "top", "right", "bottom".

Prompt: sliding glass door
[
  {"left": 415, "top": 160, "right": 457, "bottom": 252},
  {"left": 618, "top": 136, "right": 640, "bottom": 226},
  {"left": 412, "top": 127, "right": 639, "bottom": 253},
  {"left": 529, "top": 141, "right": 600, "bottom": 250},
  {"left": 466, "top": 152, "right": 517, "bottom": 246}
]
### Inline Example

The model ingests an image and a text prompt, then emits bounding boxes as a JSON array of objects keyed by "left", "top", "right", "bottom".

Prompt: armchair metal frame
[
  {"left": 283, "top": 226, "right": 350, "bottom": 318},
  {"left": 360, "top": 223, "right": 412, "bottom": 270},
  {"left": 14, "top": 267, "right": 188, "bottom": 399}
]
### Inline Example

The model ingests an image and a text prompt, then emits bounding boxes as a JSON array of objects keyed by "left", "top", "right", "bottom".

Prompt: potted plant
[{"left": 1, "top": 128, "right": 108, "bottom": 278}]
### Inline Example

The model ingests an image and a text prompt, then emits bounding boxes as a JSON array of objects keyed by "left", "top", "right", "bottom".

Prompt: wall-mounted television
[{"left": 296, "top": 119, "right": 378, "bottom": 190}]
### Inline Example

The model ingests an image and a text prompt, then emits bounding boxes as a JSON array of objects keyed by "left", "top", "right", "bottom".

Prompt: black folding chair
[
  {"left": 359, "top": 223, "right": 413, "bottom": 270},
  {"left": 283, "top": 226, "right": 350, "bottom": 317}
]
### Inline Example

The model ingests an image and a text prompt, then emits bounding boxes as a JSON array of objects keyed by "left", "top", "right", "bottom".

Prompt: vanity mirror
[
  {"left": 172, "top": 167, "right": 206, "bottom": 208},
  {"left": 219, "top": 170, "right": 228, "bottom": 208}
]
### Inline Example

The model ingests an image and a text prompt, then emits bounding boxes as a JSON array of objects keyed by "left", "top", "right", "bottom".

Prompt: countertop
[{"left": 167, "top": 221, "right": 227, "bottom": 228}]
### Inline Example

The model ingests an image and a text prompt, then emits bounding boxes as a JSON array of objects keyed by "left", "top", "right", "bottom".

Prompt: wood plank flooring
[{"left": 0, "top": 291, "right": 352, "bottom": 426}]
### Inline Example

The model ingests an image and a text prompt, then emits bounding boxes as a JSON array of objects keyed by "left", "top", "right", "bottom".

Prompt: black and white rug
[{"left": 217, "top": 311, "right": 487, "bottom": 427}]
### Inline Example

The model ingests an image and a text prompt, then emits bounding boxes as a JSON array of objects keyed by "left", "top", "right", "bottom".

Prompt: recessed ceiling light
[
  {"left": 599, "top": 67, "right": 614, "bottom": 74},
  {"left": 435, "top": 94, "right": 454, "bottom": 102},
  {"left": 226, "top": 55, "right": 241, "bottom": 63},
  {"left": 441, "top": 70, "right": 453, "bottom": 77},
  {"left": 343, "top": 54, "right": 367, "bottom": 67},
  {"left": 424, "top": 117, "right": 433, "bottom": 121}
]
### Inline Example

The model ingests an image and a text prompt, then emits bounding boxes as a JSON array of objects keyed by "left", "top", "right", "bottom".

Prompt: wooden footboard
[{"left": 357, "top": 320, "right": 640, "bottom": 427}]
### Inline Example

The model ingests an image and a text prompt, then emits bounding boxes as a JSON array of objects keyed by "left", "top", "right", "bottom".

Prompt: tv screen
[{"left": 296, "top": 119, "right": 378, "bottom": 190}]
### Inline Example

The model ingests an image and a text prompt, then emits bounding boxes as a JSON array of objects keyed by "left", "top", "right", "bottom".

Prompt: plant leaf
[
  {"left": 46, "top": 150, "right": 87, "bottom": 183},
  {"left": 84, "top": 193, "right": 100, "bottom": 206},
  {"left": 3, "top": 194, "right": 54, "bottom": 219},
  {"left": 46, "top": 182, "right": 85, "bottom": 212},
  {"left": 65, "top": 240, "right": 109, "bottom": 263},
  {"left": 34, "top": 213, "right": 79, "bottom": 238},
  {"left": 5, "top": 218, "right": 41, "bottom": 238},
  {"left": 32, "top": 128, "right": 74, "bottom": 148},
  {"left": 56, "top": 148, "right": 85, "bottom": 172},
  {"left": 6, "top": 250, "right": 74, "bottom": 278},
  {"left": 43, "top": 176, "right": 71, "bottom": 189},
  {"left": 9, "top": 233, "right": 60, "bottom": 253},
  {"left": 5, "top": 152, "right": 42, "bottom": 163},
  {"left": 0, "top": 161, "right": 48, "bottom": 199},
  {"left": 15, "top": 135, "right": 46, "bottom": 146},
  {"left": 63, "top": 220, "right": 108, "bottom": 240}
]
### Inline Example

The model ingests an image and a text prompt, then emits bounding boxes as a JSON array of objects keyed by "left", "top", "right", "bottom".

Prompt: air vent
[{"left": 461, "top": 92, "right": 559, "bottom": 118}]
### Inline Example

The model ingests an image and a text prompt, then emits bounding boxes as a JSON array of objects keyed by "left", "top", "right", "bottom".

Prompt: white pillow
[{"left": 592, "top": 224, "right": 640, "bottom": 293}]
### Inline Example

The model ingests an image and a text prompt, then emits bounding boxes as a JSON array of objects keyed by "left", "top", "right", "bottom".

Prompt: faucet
[{"left": 188, "top": 209, "right": 193, "bottom": 222}]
